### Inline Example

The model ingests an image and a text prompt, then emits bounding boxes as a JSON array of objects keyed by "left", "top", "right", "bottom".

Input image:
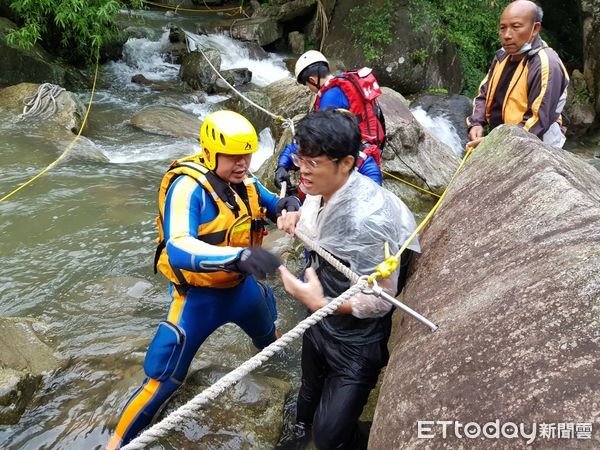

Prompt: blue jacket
[{"left": 278, "top": 85, "right": 382, "bottom": 185}]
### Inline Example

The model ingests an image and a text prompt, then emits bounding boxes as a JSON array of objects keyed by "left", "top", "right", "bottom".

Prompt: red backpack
[{"left": 314, "top": 68, "right": 386, "bottom": 154}]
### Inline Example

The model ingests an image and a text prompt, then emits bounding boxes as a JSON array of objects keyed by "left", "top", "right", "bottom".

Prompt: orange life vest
[{"left": 154, "top": 156, "right": 267, "bottom": 289}]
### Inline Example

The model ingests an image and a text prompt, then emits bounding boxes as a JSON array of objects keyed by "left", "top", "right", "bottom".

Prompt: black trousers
[{"left": 296, "top": 325, "right": 388, "bottom": 450}]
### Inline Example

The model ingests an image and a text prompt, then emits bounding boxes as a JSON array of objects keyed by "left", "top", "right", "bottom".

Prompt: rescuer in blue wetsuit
[
  {"left": 108, "top": 110, "right": 301, "bottom": 449},
  {"left": 274, "top": 51, "right": 386, "bottom": 196}
]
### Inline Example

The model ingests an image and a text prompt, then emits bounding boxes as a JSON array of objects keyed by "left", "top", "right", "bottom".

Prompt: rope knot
[{"left": 368, "top": 242, "right": 398, "bottom": 283}]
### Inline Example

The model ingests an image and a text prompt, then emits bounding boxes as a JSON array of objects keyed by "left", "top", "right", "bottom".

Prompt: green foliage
[
  {"left": 408, "top": 0, "right": 510, "bottom": 96},
  {"left": 5, "top": 0, "right": 144, "bottom": 64},
  {"left": 571, "top": 82, "right": 591, "bottom": 107},
  {"left": 349, "top": 1, "right": 393, "bottom": 63},
  {"left": 427, "top": 87, "right": 448, "bottom": 94},
  {"left": 409, "top": 48, "right": 429, "bottom": 65}
]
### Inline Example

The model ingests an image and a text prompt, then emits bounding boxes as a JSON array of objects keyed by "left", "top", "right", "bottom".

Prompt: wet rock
[
  {"left": 222, "top": 90, "right": 272, "bottom": 136},
  {"left": 0, "top": 82, "right": 86, "bottom": 134},
  {"left": 0, "top": 18, "right": 85, "bottom": 89},
  {"left": 230, "top": 17, "right": 283, "bottom": 47},
  {"left": 378, "top": 86, "right": 460, "bottom": 218},
  {"left": 288, "top": 31, "right": 305, "bottom": 55},
  {"left": 370, "top": 125, "right": 600, "bottom": 449},
  {"left": 61, "top": 134, "right": 109, "bottom": 163},
  {"left": 160, "top": 26, "right": 189, "bottom": 64},
  {"left": 240, "top": 41, "right": 270, "bottom": 60},
  {"left": 252, "top": 0, "right": 317, "bottom": 22},
  {"left": 223, "top": 77, "right": 309, "bottom": 143},
  {"left": 0, "top": 318, "right": 60, "bottom": 424},
  {"left": 564, "top": 69, "right": 596, "bottom": 138},
  {"left": 131, "top": 73, "right": 178, "bottom": 91},
  {"left": 411, "top": 93, "right": 473, "bottom": 148},
  {"left": 168, "top": 25, "right": 186, "bottom": 44},
  {"left": 582, "top": 0, "right": 600, "bottom": 117},
  {"left": 0, "top": 369, "right": 41, "bottom": 425},
  {"left": 123, "top": 26, "right": 162, "bottom": 41},
  {"left": 216, "top": 68, "right": 253, "bottom": 90},
  {"left": 130, "top": 106, "right": 202, "bottom": 140},
  {"left": 157, "top": 364, "right": 291, "bottom": 449},
  {"left": 179, "top": 49, "right": 221, "bottom": 93}
]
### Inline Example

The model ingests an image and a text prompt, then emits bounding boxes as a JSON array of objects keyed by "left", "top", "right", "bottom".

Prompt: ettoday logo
[{"left": 417, "top": 420, "right": 593, "bottom": 444}]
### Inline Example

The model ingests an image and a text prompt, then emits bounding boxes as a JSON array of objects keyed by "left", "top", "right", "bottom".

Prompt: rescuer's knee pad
[{"left": 143, "top": 320, "right": 186, "bottom": 381}]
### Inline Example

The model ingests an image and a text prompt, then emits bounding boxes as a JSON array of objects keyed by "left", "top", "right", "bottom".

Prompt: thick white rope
[
  {"left": 295, "top": 228, "right": 359, "bottom": 283},
  {"left": 20, "top": 83, "right": 65, "bottom": 120},
  {"left": 182, "top": 31, "right": 296, "bottom": 133},
  {"left": 120, "top": 279, "right": 366, "bottom": 450}
]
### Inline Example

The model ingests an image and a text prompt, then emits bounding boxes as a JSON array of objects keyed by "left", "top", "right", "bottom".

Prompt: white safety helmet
[{"left": 294, "top": 50, "right": 329, "bottom": 83}]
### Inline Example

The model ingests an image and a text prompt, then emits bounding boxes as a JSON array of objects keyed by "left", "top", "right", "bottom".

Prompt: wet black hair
[
  {"left": 295, "top": 109, "right": 360, "bottom": 168},
  {"left": 297, "top": 61, "right": 331, "bottom": 85}
]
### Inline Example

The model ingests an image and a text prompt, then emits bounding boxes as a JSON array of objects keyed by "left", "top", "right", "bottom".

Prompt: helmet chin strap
[{"left": 306, "top": 77, "right": 322, "bottom": 90}]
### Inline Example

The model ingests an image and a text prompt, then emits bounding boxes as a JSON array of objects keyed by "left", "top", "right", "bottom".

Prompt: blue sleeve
[
  {"left": 358, "top": 156, "right": 382, "bottom": 185},
  {"left": 255, "top": 177, "right": 280, "bottom": 220},
  {"left": 317, "top": 86, "right": 350, "bottom": 110},
  {"left": 163, "top": 176, "right": 243, "bottom": 273},
  {"left": 277, "top": 142, "right": 298, "bottom": 168}
]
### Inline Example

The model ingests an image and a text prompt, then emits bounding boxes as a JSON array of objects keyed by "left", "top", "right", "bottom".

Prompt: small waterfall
[
  {"left": 411, "top": 106, "right": 463, "bottom": 156},
  {"left": 105, "top": 30, "right": 290, "bottom": 88},
  {"left": 189, "top": 32, "right": 291, "bottom": 87},
  {"left": 106, "top": 31, "right": 180, "bottom": 85},
  {"left": 252, "top": 128, "right": 275, "bottom": 172},
  {"left": 97, "top": 29, "right": 291, "bottom": 167}
]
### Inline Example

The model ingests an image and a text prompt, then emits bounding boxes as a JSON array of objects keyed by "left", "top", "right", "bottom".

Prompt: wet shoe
[{"left": 276, "top": 422, "right": 313, "bottom": 450}]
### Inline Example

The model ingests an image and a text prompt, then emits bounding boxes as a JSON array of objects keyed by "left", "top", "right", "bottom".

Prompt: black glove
[
  {"left": 236, "top": 247, "right": 281, "bottom": 280},
  {"left": 276, "top": 195, "right": 301, "bottom": 217},
  {"left": 274, "top": 166, "right": 291, "bottom": 190}
]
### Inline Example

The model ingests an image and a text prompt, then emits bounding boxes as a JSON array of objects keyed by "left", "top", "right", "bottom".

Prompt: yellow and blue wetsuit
[{"left": 108, "top": 161, "right": 280, "bottom": 449}]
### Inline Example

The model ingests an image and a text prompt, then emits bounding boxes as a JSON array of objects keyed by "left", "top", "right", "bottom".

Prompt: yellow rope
[
  {"left": 0, "top": 49, "right": 100, "bottom": 204},
  {"left": 382, "top": 170, "right": 441, "bottom": 198},
  {"left": 142, "top": 0, "right": 243, "bottom": 14},
  {"left": 369, "top": 147, "right": 474, "bottom": 282}
]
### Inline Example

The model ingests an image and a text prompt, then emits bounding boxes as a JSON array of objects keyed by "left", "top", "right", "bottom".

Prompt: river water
[
  {"left": 0, "top": 9, "right": 305, "bottom": 449},
  {"left": 1, "top": 7, "right": 598, "bottom": 450}
]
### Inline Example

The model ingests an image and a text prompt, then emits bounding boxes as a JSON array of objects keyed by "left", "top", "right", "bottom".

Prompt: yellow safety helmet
[
  {"left": 199, "top": 110, "right": 258, "bottom": 170},
  {"left": 294, "top": 50, "right": 329, "bottom": 83}
]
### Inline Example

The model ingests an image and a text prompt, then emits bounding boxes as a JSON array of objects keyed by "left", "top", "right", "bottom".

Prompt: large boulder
[
  {"left": 130, "top": 106, "right": 202, "bottom": 140},
  {"left": 224, "top": 77, "right": 311, "bottom": 142},
  {"left": 370, "top": 125, "right": 600, "bottom": 449},
  {"left": 565, "top": 69, "right": 597, "bottom": 138},
  {"left": 0, "top": 318, "right": 60, "bottom": 424},
  {"left": 252, "top": 0, "right": 317, "bottom": 22},
  {"left": 0, "top": 18, "right": 84, "bottom": 89},
  {"left": 157, "top": 364, "right": 291, "bottom": 448},
  {"left": 0, "top": 82, "right": 86, "bottom": 134},
  {"left": 223, "top": 90, "right": 273, "bottom": 136},
  {"left": 582, "top": 0, "right": 600, "bottom": 117},
  {"left": 230, "top": 17, "right": 283, "bottom": 47},
  {"left": 179, "top": 49, "right": 221, "bottom": 93},
  {"left": 322, "top": 1, "right": 463, "bottom": 95},
  {"left": 379, "top": 87, "right": 461, "bottom": 218},
  {"left": 161, "top": 26, "right": 189, "bottom": 65}
]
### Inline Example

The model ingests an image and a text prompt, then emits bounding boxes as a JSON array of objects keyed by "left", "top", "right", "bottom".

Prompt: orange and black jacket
[{"left": 467, "top": 36, "right": 569, "bottom": 138}]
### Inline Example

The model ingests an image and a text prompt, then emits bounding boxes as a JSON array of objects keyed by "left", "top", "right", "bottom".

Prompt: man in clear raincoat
[{"left": 277, "top": 109, "right": 420, "bottom": 450}]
